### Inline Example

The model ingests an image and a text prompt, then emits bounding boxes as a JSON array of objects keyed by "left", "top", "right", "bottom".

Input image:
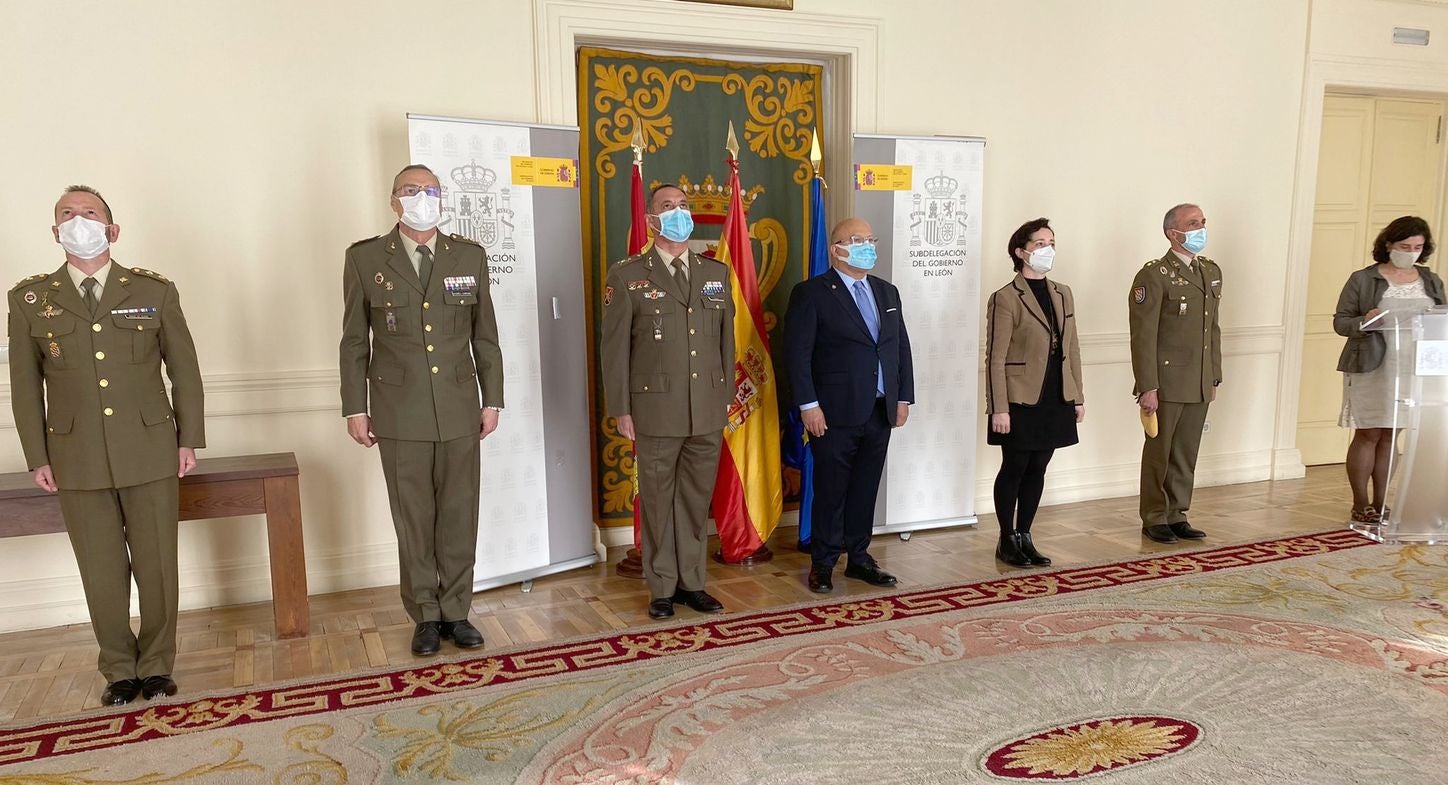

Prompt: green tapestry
[{"left": 578, "top": 46, "right": 823, "bottom": 527}]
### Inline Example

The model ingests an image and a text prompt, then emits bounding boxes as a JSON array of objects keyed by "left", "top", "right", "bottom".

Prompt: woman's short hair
[
  {"left": 1372, "top": 216, "right": 1435, "bottom": 264},
  {"left": 1007, "top": 218, "right": 1052, "bottom": 272}
]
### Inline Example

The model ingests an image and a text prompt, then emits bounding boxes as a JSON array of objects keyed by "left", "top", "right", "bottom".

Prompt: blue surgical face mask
[
  {"left": 655, "top": 207, "right": 694, "bottom": 243},
  {"left": 838, "top": 242, "right": 878, "bottom": 270},
  {"left": 1178, "top": 227, "right": 1207, "bottom": 255}
]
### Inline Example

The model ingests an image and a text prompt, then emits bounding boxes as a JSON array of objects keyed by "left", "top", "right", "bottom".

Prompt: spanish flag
[{"left": 710, "top": 148, "right": 784, "bottom": 562}]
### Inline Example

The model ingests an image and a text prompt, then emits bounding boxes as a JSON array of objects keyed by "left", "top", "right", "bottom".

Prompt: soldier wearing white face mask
[
  {"left": 8, "top": 185, "right": 205, "bottom": 706},
  {"left": 339, "top": 164, "right": 504, "bottom": 657}
]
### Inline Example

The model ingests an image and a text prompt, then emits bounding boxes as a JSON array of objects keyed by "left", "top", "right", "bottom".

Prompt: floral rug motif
[{"left": 4, "top": 530, "right": 1447, "bottom": 783}]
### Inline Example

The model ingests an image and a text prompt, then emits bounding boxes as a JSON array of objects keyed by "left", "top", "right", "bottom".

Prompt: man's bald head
[{"left": 830, "top": 218, "right": 874, "bottom": 246}]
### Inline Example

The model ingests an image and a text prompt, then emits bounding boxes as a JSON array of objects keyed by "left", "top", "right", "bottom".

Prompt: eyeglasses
[
  {"left": 394, "top": 184, "right": 442, "bottom": 198},
  {"left": 835, "top": 235, "right": 878, "bottom": 246}
]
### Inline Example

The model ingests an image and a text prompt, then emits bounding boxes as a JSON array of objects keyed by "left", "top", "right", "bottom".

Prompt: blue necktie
[{"left": 852, "top": 279, "right": 879, "bottom": 341}]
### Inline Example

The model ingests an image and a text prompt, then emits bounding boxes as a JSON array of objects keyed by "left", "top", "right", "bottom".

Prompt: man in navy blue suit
[{"left": 784, "top": 217, "right": 914, "bottom": 593}]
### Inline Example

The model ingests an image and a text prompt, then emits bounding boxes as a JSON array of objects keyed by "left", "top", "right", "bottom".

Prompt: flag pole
[{"left": 616, "top": 125, "right": 649, "bottom": 580}]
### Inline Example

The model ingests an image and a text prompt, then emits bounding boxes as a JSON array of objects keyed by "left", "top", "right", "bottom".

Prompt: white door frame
[{"left": 1275, "top": 53, "right": 1448, "bottom": 479}]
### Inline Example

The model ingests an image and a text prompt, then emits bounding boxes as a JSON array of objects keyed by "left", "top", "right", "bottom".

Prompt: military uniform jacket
[
  {"left": 1129, "top": 250, "right": 1223, "bottom": 403},
  {"left": 340, "top": 226, "right": 504, "bottom": 443},
  {"left": 600, "top": 248, "right": 735, "bottom": 438},
  {"left": 7, "top": 263, "right": 205, "bottom": 491}
]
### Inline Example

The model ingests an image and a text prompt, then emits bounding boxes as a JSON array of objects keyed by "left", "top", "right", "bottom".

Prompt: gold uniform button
[
  {"left": 654, "top": 309, "right": 661, "bottom": 315},
  {"left": 46, "top": 332, "right": 53, "bottom": 339},
  {"left": 423, "top": 302, "right": 431, "bottom": 310},
  {"left": 431, "top": 366, "right": 439, "bottom": 374},
  {"left": 94, "top": 351, "right": 105, "bottom": 360},
  {"left": 690, "top": 350, "right": 697, "bottom": 356},
  {"left": 99, "top": 379, "right": 109, "bottom": 388},
  {"left": 1163, "top": 360, "right": 1171, "bottom": 365},
  {"left": 425, "top": 325, "right": 433, "bottom": 332},
  {"left": 427, "top": 345, "right": 435, "bottom": 352},
  {"left": 91, "top": 324, "right": 102, "bottom": 332},
  {"left": 643, "top": 385, "right": 650, "bottom": 391},
  {"left": 691, "top": 372, "right": 698, "bottom": 379},
  {"left": 103, "top": 407, "right": 114, "bottom": 416},
  {"left": 689, "top": 328, "right": 696, "bottom": 335},
  {"left": 688, "top": 307, "right": 694, "bottom": 314},
  {"left": 47, "top": 427, "right": 54, "bottom": 433},
  {"left": 137, "top": 325, "right": 144, "bottom": 331}
]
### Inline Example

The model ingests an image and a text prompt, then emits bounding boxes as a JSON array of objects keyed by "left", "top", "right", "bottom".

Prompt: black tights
[{"left": 994, "top": 448, "right": 1055, "bottom": 535}]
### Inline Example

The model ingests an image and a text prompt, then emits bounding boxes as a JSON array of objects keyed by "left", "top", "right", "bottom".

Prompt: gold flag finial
[
  {"left": 725, "top": 121, "right": 740, "bottom": 160},
  {"left": 809, "top": 128, "right": 822, "bottom": 174},
  {"left": 630, "top": 126, "right": 644, "bottom": 165}
]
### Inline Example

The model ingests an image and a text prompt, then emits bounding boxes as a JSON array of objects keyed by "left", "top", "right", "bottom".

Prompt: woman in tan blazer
[{"left": 985, "top": 218, "right": 1085, "bottom": 567}]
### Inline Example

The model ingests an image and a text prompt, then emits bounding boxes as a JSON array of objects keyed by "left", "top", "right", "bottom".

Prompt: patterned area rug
[{"left": 3, "top": 530, "right": 1447, "bottom": 783}]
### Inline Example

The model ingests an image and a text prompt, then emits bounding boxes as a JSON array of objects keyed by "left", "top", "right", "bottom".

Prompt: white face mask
[
  {"left": 57, "top": 215, "right": 112, "bottom": 260},
  {"left": 1026, "top": 245, "right": 1055, "bottom": 274},
  {"left": 1388, "top": 249, "right": 1421, "bottom": 269},
  {"left": 398, "top": 192, "right": 441, "bottom": 232}
]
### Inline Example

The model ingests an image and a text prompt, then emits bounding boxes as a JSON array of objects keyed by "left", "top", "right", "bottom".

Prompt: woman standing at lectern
[
  {"left": 985, "top": 218, "right": 1085, "bottom": 568},
  {"left": 1333, "top": 216, "right": 1445, "bottom": 524}
]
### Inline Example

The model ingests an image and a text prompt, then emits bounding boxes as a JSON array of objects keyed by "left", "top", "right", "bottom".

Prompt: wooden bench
[{"left": 0, "top": 453, "right": 310, "bottom": 639}]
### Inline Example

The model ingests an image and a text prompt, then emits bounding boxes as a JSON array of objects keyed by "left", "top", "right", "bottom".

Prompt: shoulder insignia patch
[
  {"left": 1133, "top": 286, "right": 1147, "bottom": 304},
  {"left": 448, "top": 233, "right": 481, "bottom": 247},
  {"left": 130, "top": 268, "right": 170, "bottom": 284},
  {"left": 11, "top": 273, "right": 47, "bottom": 291},
  {"left": 603, "top": 285, "right": 614, "bottom": 306}
]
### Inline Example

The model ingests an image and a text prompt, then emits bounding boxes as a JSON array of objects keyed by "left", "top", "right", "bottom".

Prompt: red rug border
[{"left": 0, "top": 529, "right": 1374, "bottom": 767}]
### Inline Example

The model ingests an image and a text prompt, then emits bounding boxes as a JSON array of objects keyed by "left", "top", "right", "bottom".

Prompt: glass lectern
[{"left": 1350, "top": 305, "right": 1448, "bottom": 544}]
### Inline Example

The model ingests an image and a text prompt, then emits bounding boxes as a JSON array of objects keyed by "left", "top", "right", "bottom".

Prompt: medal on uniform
[
  {"left": 1179, "top": 301, "right": 1188, "bottom": 316},
  {"left": 385, "top": 309, "right": 398, "bottom": 333},
  {"left": 38, "top": 293, "right": 62, "bottom": 319},
  {"left": 700, "top": 280, "right": 725, "bottom": 300},
  {"left": 652, "top": 318, "right": 663, "bottom": 342},
  {"left": 643, "top": 290, "right": 665, "bottom": 300},
  {"left": 23, "top": 291, "right": 36, "bottom": 305},
  {"left": 48, "top": 341, "right": 60, "bottom": 359},
  {"left": 375, "top": 272, "right": 385, "bottom": 285}
]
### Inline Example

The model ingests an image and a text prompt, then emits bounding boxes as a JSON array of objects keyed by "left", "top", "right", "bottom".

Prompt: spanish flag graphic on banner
[{"left": 710, "top": 142, "right": 784, "bottom": 561}]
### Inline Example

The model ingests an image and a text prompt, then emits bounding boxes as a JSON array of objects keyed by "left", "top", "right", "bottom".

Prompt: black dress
[{"left": 987, "top": 278, "right": 1080, "bottom": 451}]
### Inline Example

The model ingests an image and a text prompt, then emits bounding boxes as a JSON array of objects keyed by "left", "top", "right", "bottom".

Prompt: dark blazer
[
  {"left": 783, "top": 267, "right": 915, "bottom": 428},
  {"left": 985, "top": 274, "right": 1084, "bottom": 414},
  {"left": 1333, "top": 264, "right": 1446, "bottom": 374}
]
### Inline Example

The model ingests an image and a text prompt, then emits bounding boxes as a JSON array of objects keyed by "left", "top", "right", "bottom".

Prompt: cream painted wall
[{"left": 0, "top": 0, "right": 1346, "bottom": 632}]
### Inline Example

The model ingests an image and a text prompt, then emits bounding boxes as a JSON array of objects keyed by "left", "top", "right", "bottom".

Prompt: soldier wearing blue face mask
[
  {"left": 601, "top": 184, "right": 735, "bottom": 620},
  {"left": 1128, "top": 203, "right": 1223, "bottom": 544},
  {"left": 784, "top": 217, "right": 915, "bottom": 594}
]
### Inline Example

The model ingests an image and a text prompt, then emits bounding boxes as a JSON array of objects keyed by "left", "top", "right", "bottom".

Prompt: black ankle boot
[
  {"left": 1017, "top": 531, "right": 1051, "bottom": 566},
  {"left": 995, "top": 533, "right": 1032, "bottom": 567}
]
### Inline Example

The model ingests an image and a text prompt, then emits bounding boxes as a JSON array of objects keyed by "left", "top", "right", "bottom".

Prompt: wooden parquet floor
[{"left": 0, "top": 466, "right": 1354, "bottom": 724}]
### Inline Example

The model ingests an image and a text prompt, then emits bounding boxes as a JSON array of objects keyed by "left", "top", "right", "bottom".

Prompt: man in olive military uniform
[
  {"left": 1129, "top": 203, "right": 1222, "bottom": 543},
  {"left": 8, "top": 185, "right": 205, "bottom": 706},
  {"left": 340, "top": 164, "right": 503, "bottom": 656},
  {"left": 601, "top": 184, "right": 735, "bottom": 619}
]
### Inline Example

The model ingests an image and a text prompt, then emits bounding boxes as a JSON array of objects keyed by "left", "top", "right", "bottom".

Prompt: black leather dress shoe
[
  {"left": 411, "top": 621, "right": 442, "bottom": 656},
  {"left": 1017, "top": 532, "right": 1052, "bottom": 566},
  {"left": 101, "top": 679, "right": 143, "bottom": 706},
  {"left": 1142, "top": 524, "right": 1178, "bottom": 543},
  {"left": 1169, "top": 521, "right": 1207, "bottom": 539},
  {"left": 141, "top": 675, "right": 178, "bottom": 700},
  {"left": 996, "top": 533, "right": 1033, "bottom": 566},
  {"left": 808, "top": 568, "right": 833, "bottom": 593},
  {"left": 844, "top": 562, "right": 898, "bottom": 587},
  {"left": 441, "top": 619, "right": 485, "bottom": 649},
  {"left": 672, "top": 589, "right": 724, "bottom": 613},
  {"left": 648, "top": 598, "right": 675, "bottom": 619}
]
